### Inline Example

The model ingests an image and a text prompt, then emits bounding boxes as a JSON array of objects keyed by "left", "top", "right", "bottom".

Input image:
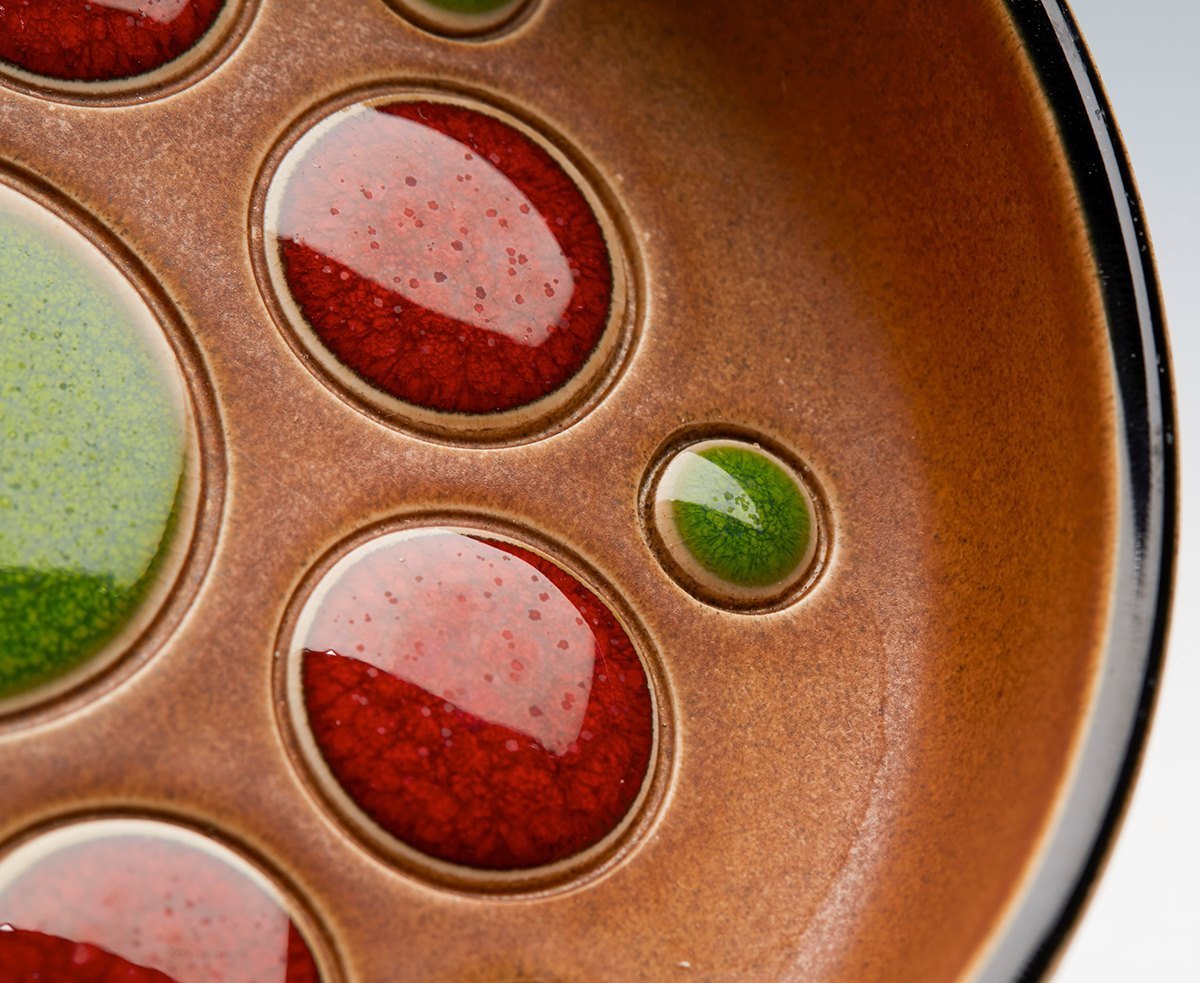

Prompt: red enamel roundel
[
  {"left": 0, "top": 820, "right": 322, "bottom": 982},
  {"left": 266, "top": 98, "right": 616, "bottom": 419},
  {"left": 293, "top": 528, "right": 655, "bottom": 872},
  {"left": 0, "top": 1, "right": 226, "bottom": 83}
]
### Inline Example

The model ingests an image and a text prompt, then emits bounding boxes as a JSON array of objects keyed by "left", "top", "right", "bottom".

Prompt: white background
[{"left": 1053, "top": 1, "right": 1199, "bottom": 979}]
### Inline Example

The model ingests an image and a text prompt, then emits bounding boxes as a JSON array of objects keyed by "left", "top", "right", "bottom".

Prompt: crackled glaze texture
[
  {"left": 267, "top": 98, "right": 614, "bottom": 422},
  {"left": 0, "top": 185, "right": 188, "bottom": 705},
  {"left": 295, "top": 528, "right": 654, "bottom": 871},
  {"left": 0, "top": 820, "right": 321, "bottom": 982},
  {"left": 651, "top": 439, "right": 818, "bottom": 607},
  {"left": 0, "top": 1, "right": 225, "bottom": 84}
]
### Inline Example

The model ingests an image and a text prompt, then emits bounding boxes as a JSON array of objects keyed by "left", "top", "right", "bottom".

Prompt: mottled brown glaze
[{"left": 0, "top": 1, "right": 1116, "bottom": 981}]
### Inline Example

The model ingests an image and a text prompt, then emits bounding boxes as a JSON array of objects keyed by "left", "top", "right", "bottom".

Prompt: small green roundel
[
  {"left": 421, "top": 0, "right": 515, "bottom": 12},
  {"left": 0, "top": 185, "right": 188, "bottom": 707},
  {"left": 395, "top": 0, "right": 527, "bottom": 35},
  {"left": 652, "top": 439, "right": 818, "bottom": 606}
]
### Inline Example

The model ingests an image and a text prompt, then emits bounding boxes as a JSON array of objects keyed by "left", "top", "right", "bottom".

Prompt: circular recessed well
[
  {"left": 0, "top": 1, "right": 245, "bottom": 100},
  {"left": 386, "top": 0, "right": 534, "bottom": 39},
  {"left": 279, "top": 520, "right": 666, "bottom": 891},
  {"left": 642, "top": 433, "right": 828, "bottom": 611},
  {"left": 0, "top": 816, "right": 332, "bottom": 981},
  {"left": 255, "top": 89, "right": 632, "bottom": 445},
  {"left": 0, "top": 175, "right": 203, "bottom": 717}
]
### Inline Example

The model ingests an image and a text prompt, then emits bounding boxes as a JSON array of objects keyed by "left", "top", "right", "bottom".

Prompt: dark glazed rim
[{"left": 985, "top": 1, "right": 1177, "bottom": 980}]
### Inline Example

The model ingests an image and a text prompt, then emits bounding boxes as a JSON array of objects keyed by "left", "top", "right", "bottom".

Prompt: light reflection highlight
[
  {"left": 275, "top": 107, "right": 573, "bottom": 348},
  {"left": 97, "top": 1, "right": 191, "bottom": 24},
  {"left": 302, "top": 530, "right": 596, "bottom": 754},
  {"left": 0, "top": 820, "right": 321, "bottom": 982}
]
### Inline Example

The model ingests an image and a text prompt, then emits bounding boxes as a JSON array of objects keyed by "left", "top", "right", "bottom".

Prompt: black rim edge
[{"left": 1001, "top": 1, "right": 1177, "bottom": 980}]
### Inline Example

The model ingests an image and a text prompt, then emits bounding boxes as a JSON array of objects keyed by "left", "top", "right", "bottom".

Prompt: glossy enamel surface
[
  {"left": 0, "top": 1, "right": 225, "bottom": 83},
  {"left": 290, "top": 527, "right": 655, "bottom": 877},
  {"left": 261, "top": 94, "right": 622, "bottom": 440},
  {"left": 648, "top": 438, "right": 819, "bottom": 608},
  {"left": 0, "top": 183, "right": 189, "bottom": 709},
  {"left": 386, "top": 0, "right": 530, "bottom": 38},
  {"left": 0, "top": 819, "right": 322, "bottom": 982}
]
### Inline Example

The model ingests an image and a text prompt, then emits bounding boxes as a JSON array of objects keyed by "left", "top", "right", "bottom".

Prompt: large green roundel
[
  {"left": 0, "top": 185, "right": 189, "bottom": 705},
  {"left": 652, "top": 438, "right": 818, "bottom": 607}
]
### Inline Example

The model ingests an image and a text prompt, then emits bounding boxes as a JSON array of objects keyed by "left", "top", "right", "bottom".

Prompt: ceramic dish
[{"left": 0, "top": 0, "right": 1174, "bottom": 980}]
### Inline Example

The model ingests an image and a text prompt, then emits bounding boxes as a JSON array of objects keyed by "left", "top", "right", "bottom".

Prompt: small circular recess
[
  {"left": 642, "top": 431, "right": 830, "bottom": 612},
  {"left": 0, "top": 169, "right": 217, "bottom": 722},
  {"left": 0, "top": 815, "right": 337, "bottom": 981},
  {"left": 254, "top": 87, "right": 634, "bottom": 446},
  {"left": 0, "top": 1, "right": 251, "bottom": 104},
  {"left": 277, "top": 517, "right": 670, "bottom": 894},
  {"left": 385, "top": 0, "right": 535, "bottom": 39}
]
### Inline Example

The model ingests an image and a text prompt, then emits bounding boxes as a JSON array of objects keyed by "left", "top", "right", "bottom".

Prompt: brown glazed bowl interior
[{"left": 0, "top": 0, "right": 1173, "bottom": 981}]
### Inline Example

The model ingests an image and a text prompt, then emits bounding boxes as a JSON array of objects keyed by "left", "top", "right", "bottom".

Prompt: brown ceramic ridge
[{"left": 0, "top": 0, "right": 1128, "bottom": 980}]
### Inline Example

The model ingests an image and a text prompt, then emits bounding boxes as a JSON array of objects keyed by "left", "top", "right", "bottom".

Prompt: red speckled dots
[
  {"left": 292, "top": 528, "right": 655, "bottom": 873},
  {"left": 264, "top": 97, "right": 618, "bottom": 428},
  {"left": 0, "top": 820, "right": 323, "bottom": 982},
  {"left": 0, "top": 1, "right": 226, "bottom": 84}
]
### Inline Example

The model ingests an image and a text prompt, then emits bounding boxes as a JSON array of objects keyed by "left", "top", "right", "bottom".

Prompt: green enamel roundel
[
  {"left": 419, "top": 0, "right": 516, "bottom": 12},
  {"left": 652, "top": 439, "right": 818, "bottom": 605},
  {"left": 0, "top": 185, "right": 189, "bottom": 706},
  {"left": 395, "top": 0, "right": 527, "bottom": 34}
]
